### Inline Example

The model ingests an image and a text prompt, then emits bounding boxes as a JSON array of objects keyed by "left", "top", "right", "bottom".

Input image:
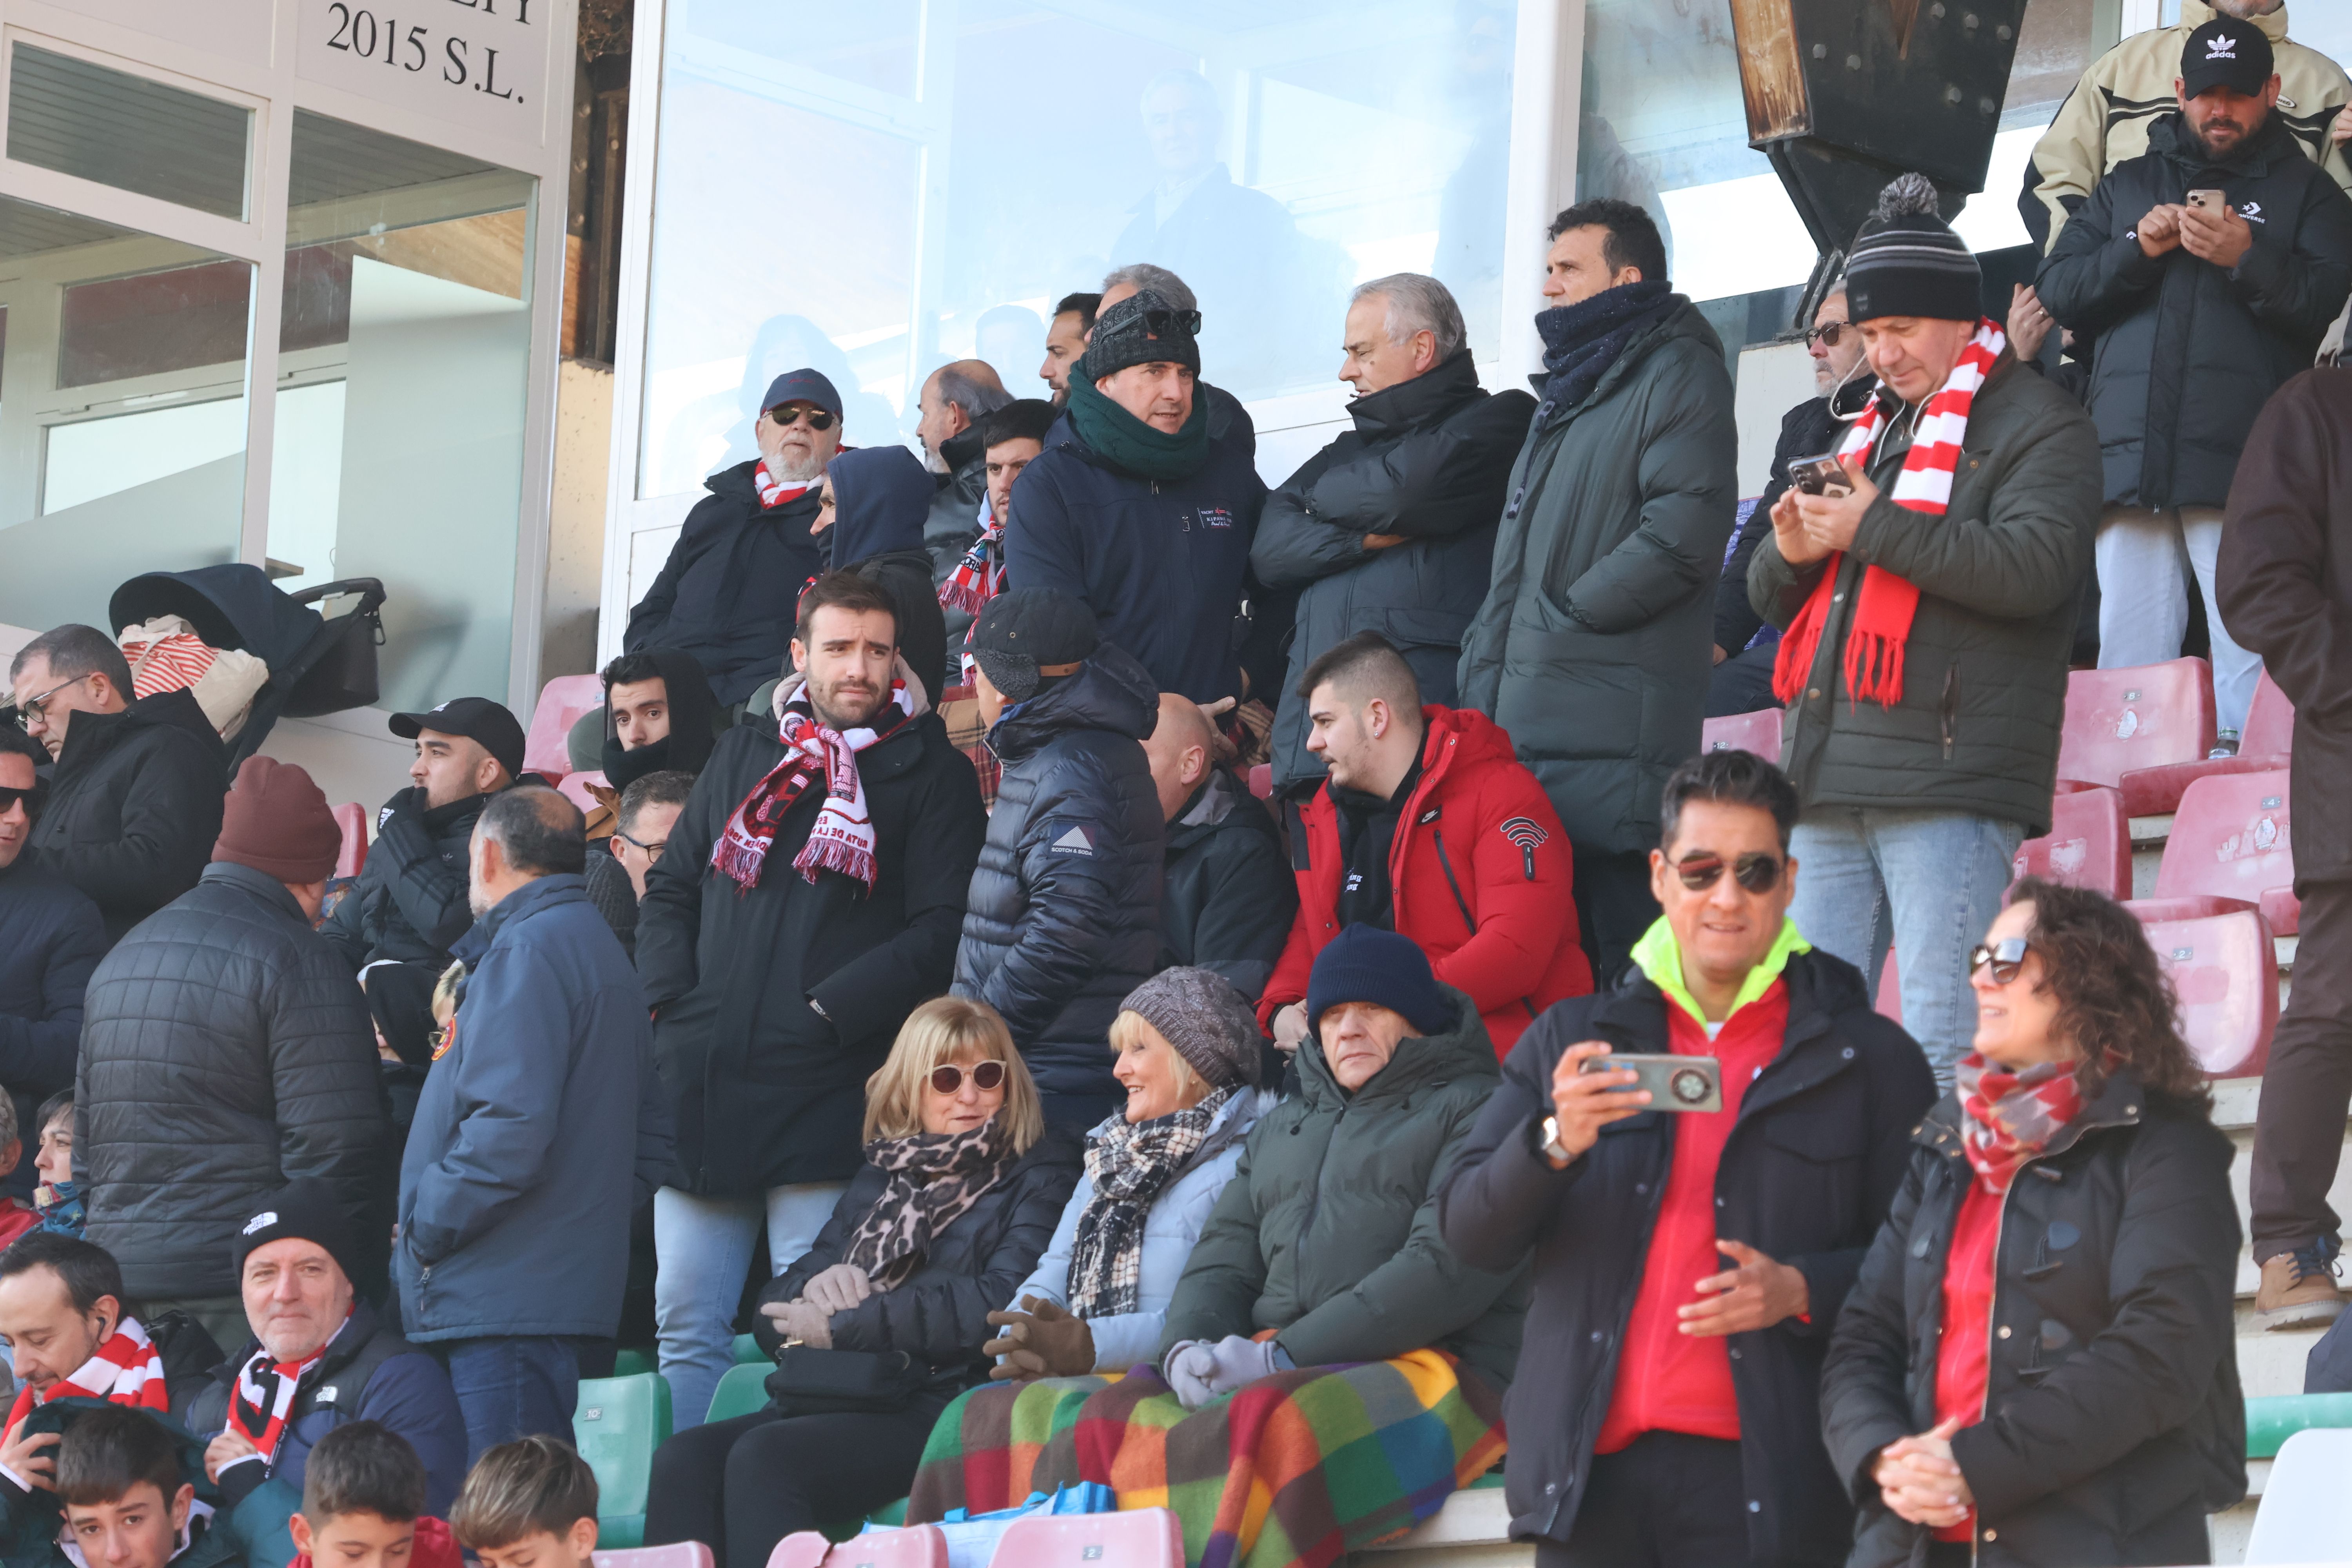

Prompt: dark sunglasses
[
  {"left": 1137, "top": 307, "right": 1202, "bottom": 337},
  {"left": 0, "top": 784, "right": 40, "bottom": 815},
  {"left": 1969, "top": 937, "right": 2033, "bottom": 985},
  {"left": 1803, "top": 321, "right": 1853, "bottom": 349},
  {"left": 765, "top": 405, "right": 837, "bottom": 431},
  {"left": 929, "top": 1060, "right": 1007, "bottom": 1095},
  {"left": 1674, "top": 851, "right": 1785, "bottom": 894}
]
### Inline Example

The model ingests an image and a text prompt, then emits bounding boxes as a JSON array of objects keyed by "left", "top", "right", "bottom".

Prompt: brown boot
[{"left": 2256, "top": 1246, "right": 2348, "bottom": 1331}]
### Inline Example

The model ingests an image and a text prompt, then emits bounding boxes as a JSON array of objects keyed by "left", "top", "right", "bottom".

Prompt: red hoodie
[
  {"left": 294, "top": 1515, "right": 462, "bottom": 1568},
  {"left": 1260, "top": 706, "right": 1592, "bottom": 1057}
]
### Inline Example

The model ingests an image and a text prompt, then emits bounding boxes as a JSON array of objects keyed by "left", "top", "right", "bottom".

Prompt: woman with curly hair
[{"left": 1821, "top": 877, "right": 2244, "bottom": 1567}]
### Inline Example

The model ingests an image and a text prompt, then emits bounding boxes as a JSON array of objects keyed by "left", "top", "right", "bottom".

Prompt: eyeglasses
[
  {"left": 1674, "top": 851, "right": 1786, "bottom": 894},
  {"left": 1136, "top": 307, "right": 1202, "bottom": 337},
  {"left": 1969, "top": 937, "right": 2033, "bottom": 985},
  {"left": 13, "top": 674, "right": 89, "bottom": 729},
  {"left": 614, "top": 830, "right": 667, "bottom": 864},
  {"left": 0, "top": 784, "right": 40, "bottom": 815},
  {"left": 764, "top": 405, "right": 837, "bottom": 431},
  {"left": 1804, "top": 321, "right": 1854, "bottom": 349},
  {"left": 928, "top": 1060, "right": 1007, "bottom": 1095}
]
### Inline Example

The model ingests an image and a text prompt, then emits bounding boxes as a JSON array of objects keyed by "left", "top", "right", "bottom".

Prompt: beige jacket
[{"left": 2025, "top": 1, "right": 2352, "bottom": 252}]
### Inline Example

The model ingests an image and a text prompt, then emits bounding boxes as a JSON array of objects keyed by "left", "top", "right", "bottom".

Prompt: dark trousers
[
  {"left": 2252, "top": 878, "right": 2352, "bottom": 1259},
  {"left": 1535, "top": 1432, "right": 1836, "bottom": 1568},
  {"left": 1574, "top": 846, "right": 1661, "bottom": 991},
  {"left": 1706, "top": 644, "right": 1780, "bottom": 718},
  {"left": 436, "top": 1336, "right": 580, "bottom": 1466},
  {"left": 643, "top": 1398, "right": 947, "bottom": 1568}
]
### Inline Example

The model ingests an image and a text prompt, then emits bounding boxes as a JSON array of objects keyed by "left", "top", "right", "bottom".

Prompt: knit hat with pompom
[{"left": 1844, "top": 172, "right": 1982, "bottom": 325}]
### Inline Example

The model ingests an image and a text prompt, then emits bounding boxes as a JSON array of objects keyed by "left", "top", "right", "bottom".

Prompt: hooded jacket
[
  {"left": 0, "top": 860, "right": 104, "bottom": 1196},
  {"left": 1158, "top": 769, "right": 1295, "bottom": 1002},
  {"left": 1003, "top": 416, "right": 1265, "bottom": 705},
  {"left": 1457, "top": 299, "right": 1739, "bottom": 855},
  {"left": 1436, "top": 940, "right": 1934, "bottom": 1558},
  {"left": 1821, "top": 1077, "right": 2244, "bottom": 1568},
  {"left": 1252, "top": 351, "right": 1535, "bottom": 794},
  {"left": 2035, "top": 111, "right": 2352, "bottom": 512},
  {"left": 26, "top": 689, "right": 225, "bottom": 945},
  {"left": 323, "top": 788, "right": 497, "bottom": 973},
  {"left": 625, "top": 459, "right": 827, "bottom": 707},
  {"left": 926, "top": 424, "right": 992, "bottom": 693},
  {"left": 826, "top": 445, "right": 953, "bottom": 706},
  {"left": 600, "top": 648, "right": 720, "bottom": 794},
  {"left": 80, "top": 863, "right": 388, "bottom": 1299},
  {"left": 1259, "top": 706, "right": 1590, "bottom": 1059},
  {"left": 1158, "top": 984, "right": 1527, "bottom": 1390},
  {"left": 951, "top": 648, "right": 1165, "bottom": 1123},
  {"left": 637, "top": 677, "right": 988, "bottom": 1195}
]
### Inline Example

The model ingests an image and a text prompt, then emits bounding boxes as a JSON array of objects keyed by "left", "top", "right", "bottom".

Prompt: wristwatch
[{"left": 1537, "top": 1116, "right": 1574, "bottom": 1170}]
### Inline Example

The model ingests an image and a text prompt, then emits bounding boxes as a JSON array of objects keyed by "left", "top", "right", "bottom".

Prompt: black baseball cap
[
  {"left": 760, "top": 368, "right": 844, "bottom": 421},
  {"left": 388, "top": 696, "right": 526, "bottom": 780},
  {"left": 2182, "top": 18, "right": 2275, "bottom": 100},
  {"left": 970, "top": 588, "right": 1098, "bottom": 703}
]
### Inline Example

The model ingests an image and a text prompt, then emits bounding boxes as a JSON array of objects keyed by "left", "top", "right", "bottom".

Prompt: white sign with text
[{"left": 295, "top": 0, "right": 550, "bottom": 145}]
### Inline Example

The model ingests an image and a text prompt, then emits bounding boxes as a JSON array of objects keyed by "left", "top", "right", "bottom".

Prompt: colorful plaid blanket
[{"left": 908, "top": 1351, "right": 1504, "bottom": 1568}]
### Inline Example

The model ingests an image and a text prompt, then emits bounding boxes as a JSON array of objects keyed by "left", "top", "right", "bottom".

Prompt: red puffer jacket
[{"left": 1259, "top": 706, "right": 1592, "bottom": 1057}]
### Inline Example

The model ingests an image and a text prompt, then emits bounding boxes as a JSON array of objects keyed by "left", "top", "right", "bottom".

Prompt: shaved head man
[{"left": 1146, "top": 691, "right": 1296, "bottom": 1003}]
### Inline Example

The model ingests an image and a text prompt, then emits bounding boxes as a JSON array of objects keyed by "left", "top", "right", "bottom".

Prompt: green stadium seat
[
  {"left": 2247, "top": 1392, "right": 2352, "bottom": 1459},
  {"left": 575, "top": 1373, "right": 673, "bottom": 1549},
  {"left": 735, "top": 1334, "right": 768, "bottom": 1365},
  {"left": 613, "top": 1348, "right": 656, "bottom": 1378},
  {"left": 705, "top": 1362, "right": 771, "bottom": 1425}
]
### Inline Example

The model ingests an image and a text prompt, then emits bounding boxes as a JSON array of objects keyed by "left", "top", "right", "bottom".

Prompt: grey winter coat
[{"left": 1457, "top": 302, "right": 1739, "bottom": 854}]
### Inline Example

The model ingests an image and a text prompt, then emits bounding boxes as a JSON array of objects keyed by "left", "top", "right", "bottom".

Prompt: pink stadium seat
[
  {"left": 762, "top": 1527, "right": 947, "bottom": 1568},
  {"left": 2153, "top": 769, "right": 2297, "bottom": 935},
  {"left": 558, "top": 770, "right": 611, "bottom": 818},
  {"left": 2124, "top": 896, "right": 2277, "bottom": 1077},
  {"left": 2011, "top": 785, "right": 2130, "bottom": 900},
  {"left": 525, "top": 674, "right": 605, "bottom": 782},
  {"left": 2056, "top": 659, "right": 2214, "bottom": 794},
  {"left": 2114, "top": 668, "right": 2296, "bottom": 817},
  {"left": 1247, "top": 764, "right": 1272, "bottom": 800},
  {"left": 1701, "top": 708, "right": 1783, "bottom": 764},
  {"left": 332, "top": 802, "right": 368, "bottom": 880},
  {"left": 597, "top": 1546, "right": 715, "bottom": 1568},
  {"left": 1875, "top": 949, "right": 1902, "bottom": 1026},
  {"left": 989, "top": 1509, "right": 1184, "bottom": 1568}
]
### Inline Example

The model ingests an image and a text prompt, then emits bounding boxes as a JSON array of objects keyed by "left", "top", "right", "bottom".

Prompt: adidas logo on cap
[{"left": 2207, "top": 33, "right": 2237, "bottom": 59}]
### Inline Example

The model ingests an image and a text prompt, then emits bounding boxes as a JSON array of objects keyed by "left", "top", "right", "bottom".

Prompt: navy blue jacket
[
  {"left": 1002, "top": 418, "right": 1265, "bottom": 704},
  {"left": 186, "top": 1301, "right": 468, "bottom": 1517},
  {"left": 397, "top": 874, "right": 672, "bottom": 1340},
  {"left": 951, "top": 649, "right": 1163, "bottom": 1125},
  {"left": 0, "top": 861, "right": 103, "bottom": 1197},
  {"left": 624, "top": 461, "right": 825, "bottom": 707}
]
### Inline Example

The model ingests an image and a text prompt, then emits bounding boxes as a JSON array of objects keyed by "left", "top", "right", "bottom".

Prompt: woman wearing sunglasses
[
  {"left": 643, "top": 995, "right": 1080, "bottom": 1568},
  {"left": 1823, "top": 878, "right": 2242, "bottom": 1566}
]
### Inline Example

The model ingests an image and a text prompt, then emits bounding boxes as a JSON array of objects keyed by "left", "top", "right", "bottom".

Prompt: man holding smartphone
[{"left": 1440, "top": 751, "right": 1935, "bottom": 1568}]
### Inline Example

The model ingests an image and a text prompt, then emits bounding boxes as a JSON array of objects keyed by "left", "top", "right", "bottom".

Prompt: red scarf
[
  {"left": 227, "top": 1313, "right": 350, "bottom": 1465},
  {"left": 940, "top": 503, "right": 1006, "bottom": 684},
  {"left": 1955, "top": 1051, "right": 2086, "bottom": 1194},
  {"left": 1773, "top": 318, "right": 2006, "bottom": 709},
  {"left": 712, "top": 681, "right": 915, "bottom": 894},
  {"left": 4, "top": 1319, "right": 169, "bottom": 1431},
  {"left": 753, "top": 459, "right": 816, "bottom": 510}
]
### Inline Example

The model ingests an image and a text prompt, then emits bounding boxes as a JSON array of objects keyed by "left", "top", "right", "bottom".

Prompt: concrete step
[{"left": 1355, "top": 1488, "right": 1524, "bottom": 1567}]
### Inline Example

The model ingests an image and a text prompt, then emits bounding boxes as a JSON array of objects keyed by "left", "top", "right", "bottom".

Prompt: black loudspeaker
[{"left": 1731, "top": 0, "right": 2030, "bottom": 256}]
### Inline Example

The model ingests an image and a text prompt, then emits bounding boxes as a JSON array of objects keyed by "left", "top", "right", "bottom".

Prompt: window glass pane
[
  {"left": 2286, "top": 13, "right": 2352, "bottom": 77},
  {"left": 638, "top": 0, "right": 1518, "bottom": 499},
  {"left": 269, "top": 111, "right": 535, "bottom": 713},
  {"left": 58, "top": 261, "right": 250, "bottom": 388},
  {"left": 6, "top": 45, "right": 250, "bottom": 220}
]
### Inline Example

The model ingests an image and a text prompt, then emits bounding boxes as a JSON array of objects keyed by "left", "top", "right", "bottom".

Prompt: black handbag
[{"left": 763, "top": 1347, "right": 932, "bottom": 1417}]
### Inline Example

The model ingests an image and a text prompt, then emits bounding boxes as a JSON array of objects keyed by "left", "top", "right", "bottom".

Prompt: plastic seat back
[
  {"left": 705, "top": 1361, "right": 771, "bottom": 1425},
  {"left": 2243, "top": 669, "right": 2295, "bottom": 759},
  {"left": 574, "top": 1373, "right": 673, "bottom": 1549},
  {"left": 558, "top": 770, "right": 610, "bottom": 818},
  {"left": 2245, "top": 1427, "right": 2352, "bottom": 1562},
  {"left": 596, "top": 1548, "right": 713, "bottom": 1568},
  {"left": 1874, "top": 949, "right": 1901, "bottom": 1026},
  {"left": 987, "top": 1509, "right": 1183, "bottom": 1568},
  {"left": 1700, "top": 708, "right": 1782, "bottom": 764},
  {"left": 1247, "top": 764, "right": 1272, "bottom": 801},
  {"left": 2056, "top": 659, "right": 2214, "bottom": 788},
  {"left": 332, "top": 802, "right": 368, "bottom": 880},
  {"left": 526, "top": 673, "right": 606, "bottom": 780},
  {"left": 762, "top": 1525, "right": 948, "bottom": 1568},
  {"left": 2154, "top": 769, "right": 2294, "bottom": 923},
  {"left": 2130, "top": 899, "right": 2278, "bottom": 1077},
  {"left": 2011, "top": 785, "right": 2130, "bottom": 900}
]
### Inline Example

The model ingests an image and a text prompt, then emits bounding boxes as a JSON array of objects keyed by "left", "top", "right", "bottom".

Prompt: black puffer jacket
[
  {"left": 1437, "top": 948, "right": 1935, "bottom": 1559},
  {"left": 624, "top": 460, "right": 826, "bottom": 707},
  {"left": 951, "top": 648, "right": 1164, "bottom": 1123},
  {"left": 752, "top": 1125, "right": 1084, "bottom": 1383},
  {"left": 0, "top": 862, "right": 105, "bottom": 1198},
  {"left": 1822, "top": 1074, "right": 2244, "bottom": 1568},
  {"left": 1157, "top": 769, "right": 1295, "bottom": 1001},
  {"left": 1252, "top": 352, "right": 1534, "bottom": 796},
  {"left": 323, "top": 788, "right": 492, "bottom": 971},
  {"left": 26, "top": 690, "right": 224, "bottom": 944},
  {"left": 79, "top": 863, "right": 389, "bottom": 1299},
  {"left": 2036, "top": 111, "right": 2352, "bottom": 511},
  {"left": 638, "top": 688, "right": 987, "bottom": 1196}
]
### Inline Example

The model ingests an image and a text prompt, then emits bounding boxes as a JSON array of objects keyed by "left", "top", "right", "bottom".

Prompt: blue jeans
[
  {"left": 439, "top": 1336, "right": 580, "bottom": 1466},
  {"left": 655, "top": 1182, "right": 846, "bottom": 1427},
  {"left": 1787, "top": 808, "right": 2024, "bottom": 1082}
]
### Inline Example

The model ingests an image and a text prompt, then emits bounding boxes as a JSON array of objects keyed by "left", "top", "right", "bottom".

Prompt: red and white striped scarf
[
  {"left": 712, "top": 681, "right": 916, "bottom": 894},
  {"left": 941, "top": 501, "right": 1006, "bottom": 683},
  {"left": 1773, "top": 318, "right": 2006, "bottom": 710},
  {"left": 226, "top": 1314, "right": 349, "bottom": 1465},
  {"left": 4, "top": 1319, "right": 169, "bottom": 1430},
  {"left": 753, "top": 459, "right": 817, "bottom": 510}
]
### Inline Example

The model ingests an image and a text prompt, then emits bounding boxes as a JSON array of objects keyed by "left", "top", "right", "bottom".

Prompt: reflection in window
[{"left": 6, "top": 45, "right": 250, "bottom": 220}]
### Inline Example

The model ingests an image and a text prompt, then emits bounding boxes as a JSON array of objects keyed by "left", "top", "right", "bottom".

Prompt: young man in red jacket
[{"left": 1260, "top": 632, "right": 1590, "bottom": 1061}]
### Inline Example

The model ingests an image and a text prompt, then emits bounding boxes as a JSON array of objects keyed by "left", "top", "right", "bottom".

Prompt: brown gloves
[{"left": 984, "top": 1296, "right": 1098, "bottom": 1381}]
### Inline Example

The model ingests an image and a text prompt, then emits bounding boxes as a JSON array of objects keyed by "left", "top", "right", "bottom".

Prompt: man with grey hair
[
  {"left": 1250, "top": 273, "right": 1535, "bottom": 797},
  {"left": 916, "top": 358, "right": 1014, "bottom": 679},
  {"left": 1098, "top": 264, "right": 1256, "bottom": 457}
]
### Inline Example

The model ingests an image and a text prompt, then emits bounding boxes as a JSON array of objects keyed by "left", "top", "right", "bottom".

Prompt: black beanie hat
[
  {"left": 1075, "top": 289, "right": 1201, "bottom": 383},
  {"left": 1844, "top": 173, "right": 1982, "bottom": 325},
  {"left": 970, "top": 588, "right": 1098, "bottom": 703},
  {"left": 230, "top": 1178, "right": 362, "bottom": 1289},
  {"left": 1304, "top": 925, "right": 1455, "bottom": 1042}
]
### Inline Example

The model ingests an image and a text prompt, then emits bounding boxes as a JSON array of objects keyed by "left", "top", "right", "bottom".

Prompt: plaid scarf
[
  {"left": 4, "top": 1319, "right": 169, "bottom": 1430},
  {"left": 1773, "top": 318, "right": 2006, "bottom": 710},
  {"left": 843, "top": 1114, "right": 1018, "bottom": 1291},
  {"left": 1067, "top": 1088, "right": 1234, "bottom": 1319},
  {"left": 753, "top": 458, "right": 817, "bottom": 510},
  {"left": 226, "top": 1313, "right": 351, "bottom": 1466},
  {"left": 940, "top": 501, "right": 1005, "bottom": 617},
  {"left": 1955, "top": 1052, "right": 2086, "bottom": 1194},
  {"left": 712, "top": 681, "right": 914, "bottom": 894}
]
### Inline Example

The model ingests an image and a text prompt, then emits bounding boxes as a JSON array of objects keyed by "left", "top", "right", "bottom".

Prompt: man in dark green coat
[
  {"left": 1749, "top": 176, "right": 2099, "bottom": 1080},
  {"left": 1459, "top": 199, "right": 1738, "bottom": 988}
]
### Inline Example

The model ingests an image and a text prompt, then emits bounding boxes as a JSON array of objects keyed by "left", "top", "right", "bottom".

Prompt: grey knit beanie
[{"left": 1120, "top": 967, "right": 1262, "bottom": 1090}]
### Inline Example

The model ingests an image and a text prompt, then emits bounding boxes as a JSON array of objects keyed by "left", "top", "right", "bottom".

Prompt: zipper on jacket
[
  {"left": 1941, "top": 666, "right": 1960, "bottom": 762},
  {"left": 1431, "top": 829, "right": 1476, "bottom": 935}
]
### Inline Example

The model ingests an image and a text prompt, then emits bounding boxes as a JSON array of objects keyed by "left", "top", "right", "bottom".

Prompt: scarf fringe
[{"left": 794, "top": 833, "right": 877, "bottom": 890}]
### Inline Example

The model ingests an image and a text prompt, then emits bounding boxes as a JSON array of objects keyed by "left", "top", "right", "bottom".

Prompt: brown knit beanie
[
  {"left": 1119, "top": 967, "right": 1263, "bottom": 1090},
  {"left": 213, "top": 755, "right": 341, "bottom": 884}
]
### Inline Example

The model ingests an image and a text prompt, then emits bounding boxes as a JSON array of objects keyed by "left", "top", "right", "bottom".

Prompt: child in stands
[
  {"left": 289, "top": 1423, "right": 459, "bottom": 1568},
  {"left": 448, "top": 1437, "right": 598, "bottom": 1568},
  {"left": 31, "top": 1093, "right": 80, "bottom": 1239},
  {"left": 51, "top": 1406, "right": 227, "bottom": 1568}
]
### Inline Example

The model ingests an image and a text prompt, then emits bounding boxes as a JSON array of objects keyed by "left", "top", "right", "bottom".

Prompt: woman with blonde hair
[{"left": 642, "top": 995, "right": 1080, "bottom": 1568}]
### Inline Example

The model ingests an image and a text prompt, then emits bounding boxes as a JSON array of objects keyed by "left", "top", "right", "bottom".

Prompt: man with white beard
[{"left": 624, "top": 368, "right": 848, "bottom": 710}]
